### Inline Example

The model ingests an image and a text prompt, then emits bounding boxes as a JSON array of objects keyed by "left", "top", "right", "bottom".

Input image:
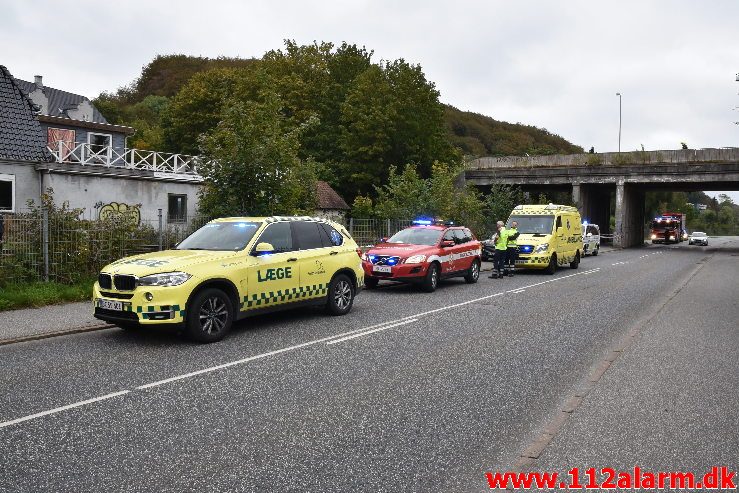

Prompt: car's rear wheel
[
  {"left": 545, "top": 254, "right": 557, "bottom": 275},
  {"left": 364, "top": 277, "right": 379, "bottom": 289},
  {"left": 570, "top": 251, "right": 580, "bottom": 269},
  {"left": 465, "top": 259, "right": 480, "bottom": 284},
  {"left": 421, "top": 262, "right": 440, "bottom": 292},
  {"left": 326, "top": 274, "right": 354, "bottom": 315},
  {"left": 186, "top": 288, "right": 234, "bottom": 343}
]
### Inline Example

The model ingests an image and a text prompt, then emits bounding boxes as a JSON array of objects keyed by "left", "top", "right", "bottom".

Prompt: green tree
[
  {"left": 162, "top": 67, "right": 258, "bottom": 154},
  {"left": 197, "top": 90, "right": 317, "bottom": 217},
  {"left": 369, "top": 161, "right": 487, "bottom": 234},
  {"left": 482, "top": 184, "right": 524, "bottom": 236}
]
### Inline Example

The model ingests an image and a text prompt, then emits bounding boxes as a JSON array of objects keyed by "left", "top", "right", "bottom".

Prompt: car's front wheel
[
  {"left": 186, "top": 288, "right": 234, "bottom": 343},
  {"left": 545, "top": 254, "right": 557, "bottom": 275},
  {"left": 421, "top": 262, "right": 440, "bottom": 292},
  {"left": 592, "top": 245, "right": 599, "bottom": 256},
  {"left": 326, "top": 274, "right": 355, "bottom": 315}
]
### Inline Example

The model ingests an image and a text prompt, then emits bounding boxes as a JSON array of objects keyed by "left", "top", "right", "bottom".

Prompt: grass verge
[{"left": 0, "top": 278, "right": 95, "bottom": 312}]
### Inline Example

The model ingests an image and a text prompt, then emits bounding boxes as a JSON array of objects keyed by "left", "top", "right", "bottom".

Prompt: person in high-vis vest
[
  {"left": 489, "top": 221, "right": 509, "bottom": 279},
  {"left": 505, "top": 221, "right": 519, "bottom": 277}
]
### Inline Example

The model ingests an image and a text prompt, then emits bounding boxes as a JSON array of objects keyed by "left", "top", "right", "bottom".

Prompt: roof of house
[
  {"left": 14, "top": 78, "right": 109, "bottom": 124},
  {"left": 316, "top": 180, "right": 350, "bottom": 210},
  {"left": 0, "top": 66, "right": 52, "bottom": 162}
]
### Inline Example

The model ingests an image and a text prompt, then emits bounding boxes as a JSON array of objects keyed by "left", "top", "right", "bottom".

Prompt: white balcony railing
[{"left": 47, "top": 142, "right": 202, "bottom": 178}]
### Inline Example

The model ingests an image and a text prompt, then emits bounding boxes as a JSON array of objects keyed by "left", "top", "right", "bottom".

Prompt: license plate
[
  {"left": 373, "top": 265, "right": 392, "bottom": 273},
  {"left": 97, "top": 298, "right": 123, "bottom": 311}
]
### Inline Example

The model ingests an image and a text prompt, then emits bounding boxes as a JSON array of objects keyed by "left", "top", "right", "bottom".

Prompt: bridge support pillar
[{"left": 614, "top": 181, "right": 645, "bottom": 248}]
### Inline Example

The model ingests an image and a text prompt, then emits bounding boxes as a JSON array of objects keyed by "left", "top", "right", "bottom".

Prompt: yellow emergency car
[
  {"left": 93, "top": 216, "right": 364, "bottom": 342},
  {"left": 506, "top": 204, "right": 583, "bottom": 274}
]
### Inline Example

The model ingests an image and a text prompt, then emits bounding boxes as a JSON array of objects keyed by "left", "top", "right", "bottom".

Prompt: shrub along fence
[
  {"left": 0, "top": 209, "right": 209, "bottom": 285},
  {"left": 0, "top": 211, "right": 417, "bottom": 286}
]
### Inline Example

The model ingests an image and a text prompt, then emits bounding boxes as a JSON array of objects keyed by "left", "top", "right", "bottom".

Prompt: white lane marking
[
  {"left": 509, "top": 289, "right": 526, "bottom": 294},
  {"left": 0, "top": 390, "right": 129, "bottom": 430},
  {"left": 327, "top": 319, "right": 418, "bottom": 345},
  {"left": 136, "top": 270, "right": 598, "bottom": 388},
  {"left": 0, "top": 267, "right": 602, "bottom": 429}
]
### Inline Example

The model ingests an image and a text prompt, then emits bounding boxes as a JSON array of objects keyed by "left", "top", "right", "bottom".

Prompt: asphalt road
[{"left": 0, "top": 238, "right": 736, "bottom": 492}]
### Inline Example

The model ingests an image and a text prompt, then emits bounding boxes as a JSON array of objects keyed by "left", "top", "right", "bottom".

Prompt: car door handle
[
  {"left": 329, "top": 251, "right": 338, "bottom": 255},
  {"left": 287, "top": 257, "right": 298, "bottom": 262}
]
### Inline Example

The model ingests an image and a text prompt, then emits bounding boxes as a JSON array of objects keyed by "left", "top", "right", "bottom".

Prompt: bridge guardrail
[{"left": 467, "top": 147, "right": 739, "bottom": 170}]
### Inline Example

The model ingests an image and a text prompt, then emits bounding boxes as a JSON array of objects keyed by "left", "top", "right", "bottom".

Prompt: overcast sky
[{"left": 2, "top": 0, "right": 737, "bottom": 201}]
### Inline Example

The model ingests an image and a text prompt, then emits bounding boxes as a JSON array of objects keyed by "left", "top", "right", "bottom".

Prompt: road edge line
[{"left": 0, "top": 323, "right": 116, "bottom": 347}]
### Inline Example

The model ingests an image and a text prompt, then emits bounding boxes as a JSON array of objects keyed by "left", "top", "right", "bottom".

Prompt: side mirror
[
  {"left": 252, "top": 242, "right": 275, "bottom": 256},
  {"left": 441, "top": 240, "right": 455, "bottom": 248}
]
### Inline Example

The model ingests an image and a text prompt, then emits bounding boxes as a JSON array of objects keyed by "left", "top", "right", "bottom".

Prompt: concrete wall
[
  {"left": 0, "top": 161, "right": 40, "bottom": 212},
  {"left": 43, "top": 171, "right": 201, "bottom": 223},
  {"left": 1, "top": 161, "right": 201, "bottom": 223}
]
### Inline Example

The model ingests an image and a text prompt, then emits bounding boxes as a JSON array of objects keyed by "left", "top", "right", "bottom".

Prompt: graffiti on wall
[{"left": 97, "top": 202, "right": 142, "bottom": 225}]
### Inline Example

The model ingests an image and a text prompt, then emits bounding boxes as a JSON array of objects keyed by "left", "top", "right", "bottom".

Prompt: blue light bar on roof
[{"left": 412, "top": 218, "right": 433, "bottom": 226}]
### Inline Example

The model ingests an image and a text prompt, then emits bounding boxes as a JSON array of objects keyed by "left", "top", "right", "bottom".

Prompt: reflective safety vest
[
  {"left": 507, "top": 227, "right": 518, "bottom": 247},
  {"left": 494, "top": 229, "right": 509, "bottom": 251}
]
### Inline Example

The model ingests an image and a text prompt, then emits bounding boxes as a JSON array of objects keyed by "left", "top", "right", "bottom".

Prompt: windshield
[
  {"left": 507, "top": 215, "right": 554, "bottom": 235},
  {"left": 176, "top": 222, "right": 260, "bottom": 251},
  {"left": 387, "top": 228, "right": 443, "bottom": 246},
  {"left": 692, "top": 232, "right": 706, "bottom": 237}
]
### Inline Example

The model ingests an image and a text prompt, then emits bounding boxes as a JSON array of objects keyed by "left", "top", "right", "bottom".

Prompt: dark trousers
[
  {"left": 506, "top": 247, "right": 518, "bottom": 271},
  {"left": 493, "top": 250, "right": 506, "bottom": 273}
]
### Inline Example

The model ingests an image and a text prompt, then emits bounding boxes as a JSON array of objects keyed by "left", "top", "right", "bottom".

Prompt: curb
[{"left": 0, "top": 323, "right": 115, "bottom": 347}]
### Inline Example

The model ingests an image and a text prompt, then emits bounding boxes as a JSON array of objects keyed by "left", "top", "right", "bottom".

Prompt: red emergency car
[{"left": 361, "top": 220, "right": 482, "bottom": 292}]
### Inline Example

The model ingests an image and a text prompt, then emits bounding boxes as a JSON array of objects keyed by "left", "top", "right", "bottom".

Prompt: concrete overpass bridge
[{"left": 465, "top": 148, "right": 739, "bottom": 248}]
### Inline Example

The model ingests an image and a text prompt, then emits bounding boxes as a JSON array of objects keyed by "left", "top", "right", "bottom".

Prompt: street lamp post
[{"left": 616, "top": 92, "right": 622, "bottom": 152}]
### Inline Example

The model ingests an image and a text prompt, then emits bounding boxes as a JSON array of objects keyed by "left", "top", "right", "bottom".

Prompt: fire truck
[{"left": 650, "top": 212, "right": 686, "bottom": 244}]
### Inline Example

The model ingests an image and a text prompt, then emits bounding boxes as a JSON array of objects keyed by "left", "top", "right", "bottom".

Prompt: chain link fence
[
  {"left": 0, "top": 211, "right": 413, "bottom": 285},
  {"left": 0, "top": 209, "right": 209, "bottom": 285}
]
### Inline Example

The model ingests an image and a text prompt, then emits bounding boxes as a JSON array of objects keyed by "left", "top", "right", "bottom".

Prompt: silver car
[{"left": 688, "top": 232, "right": 709, "bottom": 246}]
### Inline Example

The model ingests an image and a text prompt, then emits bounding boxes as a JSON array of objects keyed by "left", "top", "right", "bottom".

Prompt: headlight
[
  {"left": 533, "top": 243, "right": 549, "bottom": 253},
  {"left": 361, "top": 252, "right": 368, "bottom": 261},
  {"left": 405, "top": 254, "right": 427, "bottom": 264},
  {"left": 651, "top": 234, "right": 657, "bottom": 239},
  {"left": 669, "top": 235, "right": 675, "bottom": 240},
  {"left": 137, "top": 272, "right": 191, "bottom": 287}
]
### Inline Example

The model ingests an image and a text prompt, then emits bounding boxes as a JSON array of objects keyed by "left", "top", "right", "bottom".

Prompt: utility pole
[{"left": 616, "top": 92, "right": 622, "bottom": 151}]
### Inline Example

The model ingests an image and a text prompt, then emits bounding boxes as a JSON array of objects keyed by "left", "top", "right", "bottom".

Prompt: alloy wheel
[
  {"left": 199, "top": 296, "right": 228, "bottom": 334},
  {"left": 334, "top": 280, "right": 352, "bottom": 310}
]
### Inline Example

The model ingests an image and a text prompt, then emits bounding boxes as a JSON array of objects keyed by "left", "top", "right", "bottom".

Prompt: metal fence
[
  {"left": 346, "top": 218, "right": 413, "bottom": 247},
  {"left": 0, "top": 209, "right": 209, "bottom": 284},
  {"left": 0, "top": 211, "right": 414, "bottom": 285}
]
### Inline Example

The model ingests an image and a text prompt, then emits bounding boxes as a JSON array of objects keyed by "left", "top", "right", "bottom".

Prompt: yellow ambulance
[
  {"left": 93, "top": 216, "right": 364, "bottom": 342},
  {"left": 506, "top": 204, "right": 583, "bottom": 274}
]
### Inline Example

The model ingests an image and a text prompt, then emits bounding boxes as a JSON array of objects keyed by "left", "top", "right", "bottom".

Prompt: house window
[
  {"left": 0, "top": 174, "right": 15, "bottom": 212},
  {"left": 168, "top": 194, "right": 187, "bottom": 223},
  {"left": 87, "top": 133, "right": 112, "bottom": 164}
]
